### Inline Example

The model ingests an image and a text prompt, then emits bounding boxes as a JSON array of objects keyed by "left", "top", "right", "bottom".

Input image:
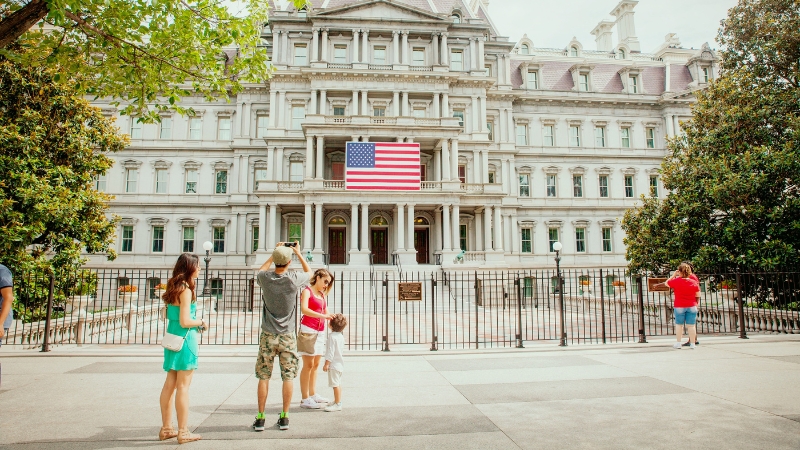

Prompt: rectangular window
[
  {"left": 579, "top": 74, "right": 589, "bottom": 92},
  {"left": 183, "top": 227, "right": 195, "bottom": 253},
  {"left": 130, "top": 119, "right": 142, "bottom": 139},
  {"left": 450, "top": 50, "right": 463, "bottom": 71},
  {"left": 573, "top": 175, "right": 583, "bottom": 198},
  {"left": 210, "top": 279, "right": 223, "bottom": 299},
  {"left": 373, "top": 46, "right": 386, "bottom": 64},
  {"left": 624, "top": 175, "right": 634, "bottom": 198},
  {"left": 291, "top": 106, "right": 305, "bottom": 130},
  {"left": 288, "top": 223, "right": 302, "bottom": 248},
  {"left": 152, "top": 226, "right": 164, "bottom": 253},
  {"left": 121, "top": 226, "right": 134, "bottom": 252},
  {"left": 257, "top": 115, "right": 268, "bottom": 138},
  {"left": 527, "top": 71, "right": 538, "bottom": 89},
  {"left": 487, "top": 121, "right": 494, "bottom": 141},
  {"left": 602, "top": 228, "right": 612, "bottom": 252},
  {"left": 548, "top": 228, "right": 559, "bottom": 252},
  {"left": 125, "top": 168, "right": 138, "bottom": 193},
  {"left": 215, "top": 170, "right": 228, "bottom": 194},
  {"left": 334, "top": 45, "right": 347, "bottom": 63},
  {"left": 212, "top": 226, "right": 225, "bottom": 253},
  {"left": 254, "top": 168, "right": 268, "bottom": 190},
  {"left": 646, "top": 128, "right": 656, "bottom": 148},
  {"left": 570, "top": 126, "right": 581, "bottom": 147},
  {"left": 159, "top": 117, "right": 172, "bottom": 139},
  {"left": 703, "top": 67, "right": 709, "bottom": 83},
  {"left": 484, "top": 64, "right": 492, "bottom": 77},
  {"left": 595, "top": 127, "right": 605, "bottom": 147},
  {"left": 458, "top": 165, "right": 466, "bottom": 183},
  {"left": 95, "top": 174, "right": 107, "bottom": 191},
  {"left": 546, "top": 174, "right": 557, "bottom": 197},
  {"left": 543, "top": 125, "right": 554, "bottom": 146},
  {"left": 420, "top": 164, "right": 427, "bottom": 181},
  {"left": 453, "top": 110, "right": 464, "bottom": 128},
  {"left": 148, "top": 277, "right": 161, "bottom": 299},
  {"left": 155, "top": 168, "right": 168, "bottom": 194},
  {"left": 294, "top": 44, "right": 308, "bottom": 65},
  {"left": 185, "top": 169, "right": 198, "bottom": 194},
  {"left": 412, "top": 47, "right": 425, "bottom": 65},
  {"left": 575, "top": 228, "right": 586, "bottom": 253},
  {"left": 189, "top": 117, "right": 202, "bottom": 140},
  {"left": 218, "top": 117, "right": 231, "bottom": 140},
  {"left": 650, "top": 175, "right": 659, "bottom": 197},
  {"left": 629, "top": 75, "right": 638, "bottom": 93},
  {"left": 599, "top": 175, "right": 609, "bottom": 198},
  {"left": 521, "top": 228, "right": 532, "bottom": 253},
  {"left": 289, "top": 161, "right": 303, "bottom": 182},
  {"left": 459, "top": 224, "right": 467, "bottom": 251},
  {"left": 519, "top": 174, "right": 530, "bottom": 197},
  {"left": 251, "top": 226, "right": 259, "bottom": 253},
  {"left": 332, "top": 162, "right": 344, "bottom": 180},
  {"left": 621, "top": 127, "right": 631, "bottom": 148},
  {"left": 488, "top": 171, "right": 495, "bottom": 184},
  {"left": 373, "top": 107, "right": 385, "bottom": 117},
  {"left": 413, "top": 108, "right": 426, "bottom": 118},
  {"left": 515, "top": 124, "right": 527, "bottom": 145},
  {"left": 333, "top": 106, "right": 345, "bottom": 116}
]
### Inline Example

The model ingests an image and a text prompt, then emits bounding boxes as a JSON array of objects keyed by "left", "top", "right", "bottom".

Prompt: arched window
[
  {"left": 371, "top": 216, "right": 388, "bottom": 226},
  {"left": 414, "top": 217, "right": 429, "bottom": 225},
  {"left": 521, "top": 44, "right": 529, "bottom": 55},
  {"left": 451, "top": 13, "right": 461, "bottom": 24},
  {"left": 617, "top": 49, "right": 626, "bottom": 59},
  {"left": 329, "top": 216, "right": 346, "bottom": 226},
  {"left": 570, "top": 47, "right": 578, "bottom": 57}
]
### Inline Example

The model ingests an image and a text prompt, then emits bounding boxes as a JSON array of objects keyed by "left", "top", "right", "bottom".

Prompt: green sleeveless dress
[{"left": 163, "top": 302, "right": 199, "bottom": 371}]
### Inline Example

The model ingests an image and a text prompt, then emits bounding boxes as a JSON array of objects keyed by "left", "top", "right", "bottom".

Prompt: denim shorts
[{"left": 674, "top": 307, "right": 698, "bottom": 325}]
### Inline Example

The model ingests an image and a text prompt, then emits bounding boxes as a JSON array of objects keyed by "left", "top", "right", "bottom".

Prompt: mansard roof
[{"left": 315, "top": 0, "right": 476, "bottom": 19}]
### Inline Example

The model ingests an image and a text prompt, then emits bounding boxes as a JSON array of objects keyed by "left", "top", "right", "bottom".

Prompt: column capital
[
  {"left": 312, "top": 27, "right": 319, "bottom": 33},
  {"left": 392, "top": 30, "right": 400, "bottom": 36},
  {"left": 441, "top": 32, "right": 449, "bottom": 37},
  {"left": 305, "top": 201, "right": 313, "bottom": 207},
  {"left": 322, "top": 28, "right": 329, "bottom": 33},
  {"left": 352, "top": 28, "right": 360, "bottom": 34},
  {"left": 360, "top": 202, "right": 370, "bottom": 207}
]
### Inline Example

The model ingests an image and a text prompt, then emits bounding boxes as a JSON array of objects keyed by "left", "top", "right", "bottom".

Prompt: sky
[{"left": 487, "top": 0, "right": 740, "bottom": 53}]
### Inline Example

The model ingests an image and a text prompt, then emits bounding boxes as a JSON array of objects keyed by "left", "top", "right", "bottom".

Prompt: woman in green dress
[{"left": 158, "top": 253, "right": 207, "bottom": 444}]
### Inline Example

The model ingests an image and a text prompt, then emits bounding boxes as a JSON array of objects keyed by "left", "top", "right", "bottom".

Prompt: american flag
[{"left": 346, "top": 142, "right": 421, "bottom": 191}]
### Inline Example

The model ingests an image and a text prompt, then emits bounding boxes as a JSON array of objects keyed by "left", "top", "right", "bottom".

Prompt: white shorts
[
  {"left": 298, "top": 325, "right": 326, "bottom": 356},
  {"left": 328, "top": 369, "right": 343, "bottom": 388}
]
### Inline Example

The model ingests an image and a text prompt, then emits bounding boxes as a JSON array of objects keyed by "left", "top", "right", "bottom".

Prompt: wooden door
[
  {"left": 371, "top": 229, "right": 388, "bottom": 264},
  {"left": 414, "top": 229, "right": 429, "bottom": 264},
  {"left": 328, "top": 228, "right": 346, "bottom": 264}
]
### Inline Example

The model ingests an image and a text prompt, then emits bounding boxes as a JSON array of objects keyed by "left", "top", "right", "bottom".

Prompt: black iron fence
[{"left": 5, "top": 268, "right": 799, "bottom": 351}]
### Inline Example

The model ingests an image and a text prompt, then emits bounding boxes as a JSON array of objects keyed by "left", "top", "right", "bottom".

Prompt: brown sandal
[
  {"left": 158, "top": 426, "right": 178, "bottom": 440},
  {"left": 177, "top": 429, "right": 202, "bottom": 444}
]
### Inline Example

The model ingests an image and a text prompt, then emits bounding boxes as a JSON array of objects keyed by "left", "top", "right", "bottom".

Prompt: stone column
[
  {"left": 441, "top": 139, "right": 450, "bottom": 180},
  {"left": 510, "top": 214, "right": 519, "bottom": 254},
  {"left": 353, "top": 90, "right": 360, "bottom": 115},
  {"left": 360, "top": 203, "right": 370, "bottom": 251},
  {"left": 451, "top": 204, "right": 460, "bottom": 251},
  {"left": 401, "top": 31, "right": 409, "bottom": 64},
  {"left": 258, "top": 204, "right": 267, "bottom": 251},
  {"left": 484, "top": 205, "right": 493, "bottom": 250},
  {"left": 352, "top": 29, "right": 360, "bottom": 63},
  {"left": 392, "top": 31, "right": 400, "bottom": 64},
  {"left": 471, "top": 96, "right": 479, "bottom": 132},
  {"left": 321, "top": 28, "right": 329, "bottom": 62},
  {"left": 442, "top": 93, "right": 449, "bottom": 116},
  {"left": 314, "top": 203, "right": 323, "bottom": 252},
  {"left": 319, "top": 90, "right": 327, "bottom": 115},
  {"left": 442, "top": 204, "right": 451, "bottom": 251},
  {"left": 502, "top": 158, "right": 510, "bottom": 195},
  {"left": 303, "top": 203, "right": 313, "bottom": 252},
  {"left": 497, "top": 55, "right": 504, "bottom": 84},
  {"left": 434, "top": 208, "right": 442, "bottom": 255},
  {"left": 360, "top": 90, "right": 368, "bottom": 116},
  {"left": 407, "top": 203, "right": 415, "bottom": 252},
  {"left": 268, "top": 203, "right": 278, "bottom": 248},
  {"left": 478, "top": 35, "right": 485, "bottom": 69},
  {"left": 275, "top": 147, "right": 284, "bottom": 181},
  {"left": 282, "top": 31, "right": 289, "bottom": 64},
  {"left": 277, "top": 91, "right": 286, "bottom": 128},
  {"left": 268, "top": 90, "right": 277, "bottom": 128},
  {"left": 472, "top": 150, "right": 480, "bottom": 184},
  {"left": 520, "top": 63, "right": 528, "bottom": 88},
  {"left": 362, "top": 30, "right": 369, "bottom": 63},
  {"left": 499, "top": 107, "right": 507, "bottom": 142},
  {"left": 396, "top": 203, "right": 405, "bottom": 251},
  {"left": 392, "top": 91, "right": 400, "bottom": 116},
  {"left": 493, "top": 205, "right": 503, "bottom": 251},
  {"left": 505, "top": 53, "right": 512, "bottom": 84},
  {"left": 433, "top": 93, "right": 440, "bottom": 118},
  {"left": 350, "top": 203, "right": 359, "bottom": 250},
  {"left": 272, "top": 29, "right": 280, "bottom": 63},
  {"left": 401, "top": 91, "right": 409, "bottom": 116},
  {"left": 305, "top": 136, "right": 314, "bottom": 179},
  {"left": 479, "top": 96, "right": 487, "bottom": 133},
  {"left": 311, "top": 28, "right": 319, "bottom": 63},
  {"left": 507, "top": 109, "right": 515, "bottom": 143},
  {"left": 432, "top": 33, "right": 439, "bottom": 64},
  {"left": 441, "top": 33, "right": 448, "bottom": 65},
  {"left": 435, "top": 149, "right": 442, "bottom": 181},
  {"left": 450, "top": 139, "right": 459, "bottom": 182},
  {"left": 476, "top": 210, "right": 483, "bottom": 251},
  {"left": 310, "top": 90, "right": 317, "bottom": 115},
  {"left": 469, "top": 38, "right": 477, "bottom": 70},
  {"left": 315, "top": 136, "right": 324, "bottom": 179},
  {"left": 267, "top": 147, "right": 276, "bottom": 181},
  {"left": 481, "top": 150, "right": 489, "bottom": 184}
]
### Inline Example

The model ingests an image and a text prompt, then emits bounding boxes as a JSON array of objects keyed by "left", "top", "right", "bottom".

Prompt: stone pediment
[{"left": 318, "top": 0, "right": 445, "bottom": 22}]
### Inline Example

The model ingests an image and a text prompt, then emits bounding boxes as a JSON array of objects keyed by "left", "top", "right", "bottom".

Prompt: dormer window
[
  {"left": 521, "top": 44, "right": 529, "bottom": 55},
  {"left": 451, "top": 13, "right": 461, "bottom": 24},
  {"left": 703, "top": 67, "right": 709, "bottom": 83},
  {"left": 629, "top": 75, "right": 639, "bottom": 94},
  {"left": 570, "top": 47, "right": 578, "bottom": 57},
  {"left": 617, "top": 49, "right": 626, "bottom": 59}
]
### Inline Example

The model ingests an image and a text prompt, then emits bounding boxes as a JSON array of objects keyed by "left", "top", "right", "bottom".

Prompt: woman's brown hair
[
  {"left": 163, "top": 253, "right": 200, "bottom": 305},
  {"left": 676, "top": 262, "right": 693, "bottom": 278},
  {"left": 310, "top": 268, "right": 335, "bottom": 295}
]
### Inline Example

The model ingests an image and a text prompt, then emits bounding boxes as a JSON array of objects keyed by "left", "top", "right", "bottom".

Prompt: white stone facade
[{"left": 87, "top": 0, "right": 719, "bottom": 269}]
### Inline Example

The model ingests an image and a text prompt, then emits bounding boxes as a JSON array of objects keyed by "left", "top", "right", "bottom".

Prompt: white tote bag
[{"left": 162, "top": 329, "right": 189, "bottom": 352}]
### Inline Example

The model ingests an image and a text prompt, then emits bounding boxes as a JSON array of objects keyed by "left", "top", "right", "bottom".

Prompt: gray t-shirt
[
  {"left": 0, "top": 264, "right": 13, "bottom": 329},
  {"left": 257, "top": 269, "right": 310, "bottom": 335}
]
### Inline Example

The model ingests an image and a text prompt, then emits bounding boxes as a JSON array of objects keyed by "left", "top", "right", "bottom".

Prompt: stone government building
[{"left": 89, "top": 0, "right": 719, "bottom": 270}]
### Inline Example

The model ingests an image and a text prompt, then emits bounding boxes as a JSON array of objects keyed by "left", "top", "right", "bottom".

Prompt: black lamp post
[
  {"left": 202, "top": 241, "right": 213, "bottom": 296},
  {"left": 553, "top": 241, "right": 567, "bottom": 347}
]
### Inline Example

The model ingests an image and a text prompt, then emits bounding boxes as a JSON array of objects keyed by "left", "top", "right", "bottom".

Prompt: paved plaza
[{"left": 1, "top": 335, "right": 799, "bottom": 449}]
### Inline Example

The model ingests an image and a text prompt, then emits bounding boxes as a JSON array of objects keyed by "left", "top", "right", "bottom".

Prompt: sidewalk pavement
[{"left": 1, "top": 335, "right": 799, "bottom": 449}]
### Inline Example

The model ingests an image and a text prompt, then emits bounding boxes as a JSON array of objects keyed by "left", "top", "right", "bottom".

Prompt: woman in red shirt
[
  {"left": 666, "top": 263, "right": 700, "bottom": 349},
  {"left": 298, "top": 269, "right": 334, "bottom": 409}
]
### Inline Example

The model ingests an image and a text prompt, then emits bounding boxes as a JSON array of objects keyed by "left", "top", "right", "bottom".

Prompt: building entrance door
[
  {"left": 328, "top": 228, "right": 346, "bottom": 264},
  {"left": 414, "top": 228, "right": 429, "bottom": 264},
  {"left": 371, "top": 229, "right": 388, "bottom": 264}
]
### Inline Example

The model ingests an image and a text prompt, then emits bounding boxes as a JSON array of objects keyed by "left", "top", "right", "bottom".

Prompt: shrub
[
  {"left": 612, "top": 280, "right": 626, "bottom": 287},
  {"left": 118, "top": 285, "right": 138, "bottom": 293}
]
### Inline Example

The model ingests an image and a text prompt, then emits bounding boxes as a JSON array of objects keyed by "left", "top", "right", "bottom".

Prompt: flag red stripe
[
  {"left": 346, "top": 179, "right": 421, "bottom": 183},
  {"left": 369, "top": 143, "right": 420, "bottom": 147},
  {"left": 374, "top": 150, "right": 420, "bottom": 155},
  {"left": 346, "top": 186, "right": 421, "bottom": 190},
  {"left": 347, "top": 171, "right": 420, "bottom": 176}
]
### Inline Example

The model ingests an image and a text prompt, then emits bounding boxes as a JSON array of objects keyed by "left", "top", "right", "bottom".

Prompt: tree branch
[{"left": 0, "top": 0, "right": 49, "bottom": 49}]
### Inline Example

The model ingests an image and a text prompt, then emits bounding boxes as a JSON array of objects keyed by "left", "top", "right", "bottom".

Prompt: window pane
[
  {"left": 650, "top": 176, "right": 659, "bottom": 197},
  {"left": 621, "top": 128, "right": 630, "bottom": 148},
  {"left": 155, "top": 169, "right": 168, "bottom": 193},
  {"left": 183, "top": 227, "right": 195, "bottom": 253},
  {"left": 288, "top": 223, "right": 302, "bottom": 248},
  {"left": 125, "top": 169, "right": 138, "bottom": 193},
  {"left": 543, "top": 126, "right": 554, "bottom": 146},
  {"left": 412, "top": 48, "right": 424, "bottom": 65},
  {"left": 185, "top": 169, "right": 198, "bottom": 194},
  {"left": 629, "top": 75, "right": 638, "bottom": 93},
  {"left": 333, "top": 107, "right": 345, "bottom": 116},
  {"left": 290, "top": 161, "right": 303, "bottom": 182},
  {"left": 213, "top": 227, "right": 225, "bottom": 253},
  {"left": 218, "top": 118, "right": 231, "bottom": 140},
  {"left": 487, "top": 122, "right": 494, "bottom": 141},
  {"left": 373, "top": 108, "right": 385, "bottom": 117},
  {"left": 546, "top": 175, "right": 557, "bottom": 197},
  {"left": 516, "top": 124, "right": 527, "bottom": 145},
  {"left": 519, "top": 174, "right": 530, "bottom": 197},
  {"left": 599, "top": 175, "right": 609, "bottom": 198},
  {"left": 291, "top": 106, "right": 305, "bottom": 130},
  {"left": 95, "top": 174, "right": 107, "bottom": 191},
  {"left": 334, "top": 45, "right": 347, "bottom": 63},
  {"left": 450, "top": 51, "right": 462, "bottom": 71},
  {"left": 252, "top": 226, "right": 259, "bottom": 253},
  {"left": 160, "top": 117, "right": 172, "bottom": 139},
  {"left": 122, "top": 226, "right": 134, "bottom": 252},
  {"left": 152, "top": 226, "right": 164, "bottom": 252},
  {"left": 646, "top": 128, "right": 655, "bottom": 148},
  {"left": 453, "top": 110, "right": 464, "bottom": 127},
  {"left": 257, "top": 115, "right": 268, "bottom": 138},
  {"left": 527, "top": 72, "right": 538, "bottom": 89},
  {"left": 595, "top": 127, "right": 605, "bottom": 147},
  {"left": 579, "top": 74, "right": 589, "bottom": 91},
  {"left": 575, "top": 228, "right": 585, "bottom": 252},
  {"left": 215, "top": 170, "right": 228, "bottom": 194},
  {"left": 521, "top": 228, "right": 532, "bottom": 253},
  {"left": 548, "top": 228, "right": 559, "bottom": 252},
  {"left": 570, "top": 126, "right": 581, "bottom": 147},
  {"left": 602, "top": 228, "right": 612, "bottom": 252},
  {"left": 254, "top": 168, "right": 268, "bottom": 189},
  {"left": 573, "top": 175, "right": 583, "bottom": 197},
  {"left": 624, "top": 175, "right": 634, "bottom": 198},
  {"left": 374, "top": 47, "right": 386, "bottom": 64},
  {"left": 189, "top": 118, "right": 202, "bottom": 140},
  {"left": 210, "top": 278, "right": 223, "bottom": 298},
  {"left": 130, "top": 119, "right": 142, "bottom": 139},
  {"left": 413, "top": 108, "right": 425, "bottom": 118},
  {"left": 459, "top": 224, "right": 467, "bottom": 251},
  {"left": 294, "top": 44, "right": 307, "bottom": 65}
]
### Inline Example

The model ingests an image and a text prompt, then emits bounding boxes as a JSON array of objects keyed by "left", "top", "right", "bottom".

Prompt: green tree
[
  {"left": 622, "top": 0, "right": 800, "bottom": 274},
  {"left": 0, "top": 0, "right": 308, "bottom": 121}
]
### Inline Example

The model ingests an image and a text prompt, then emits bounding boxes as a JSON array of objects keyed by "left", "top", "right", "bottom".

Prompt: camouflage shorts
[{"left": 255, "top": 331, "right": 299, "bottom": 381}]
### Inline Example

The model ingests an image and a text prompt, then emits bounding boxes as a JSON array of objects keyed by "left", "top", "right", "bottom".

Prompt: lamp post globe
[
  {"left": 552, "top": 241, "right": 562, "bottom": 252},
  {"left": 202, "top": 241, "right": 213, "bottom": 296}
]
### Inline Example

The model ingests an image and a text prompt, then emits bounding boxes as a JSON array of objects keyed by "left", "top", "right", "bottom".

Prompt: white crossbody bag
[{"left": 162, "top": 328, "right": 190, "bottom": 352}]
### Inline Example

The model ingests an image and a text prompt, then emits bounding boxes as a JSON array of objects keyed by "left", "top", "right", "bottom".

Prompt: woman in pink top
[{"left": 298, "top": 269, "right": 334, "bottom": 409}]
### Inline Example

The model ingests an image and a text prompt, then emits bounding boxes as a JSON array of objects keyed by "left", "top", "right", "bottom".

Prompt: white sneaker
[
  {"left": 689, "top": 343, "right": 696, "bottom": 350},
  {"left": 300, "top": 398, "right": 321, "bottom": 409},
  {"left": 311, "top": 394, "right": 330, "bottom": 404},
  {"left": 324, "top": 402, "right": 342, "bottom": 412},
  {"left": 672, "top": 342, "right": 682, "bottom": 349}
]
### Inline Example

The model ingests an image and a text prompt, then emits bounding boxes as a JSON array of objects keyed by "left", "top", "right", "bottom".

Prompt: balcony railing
[
  {"left": 325, "top": 116, "right": 352, "bottom": 124},
  {"left": 460, "top": 183, "right": 484, "bottom": 193},
  {"left": 368, "top": 64, "right": 393, "bottom": 70},
  {"left": 421, "top": 181, "right": 442, "bottom": 191},
  {"left": 328, "top": 63, "right": 352, "bottom": 69},
  {"left": 323, "top": 180, "right": 344, "bottom": 190},
  {"left": 278, "top": 182, "right": 304, "bottom": 191},
  {"left": 307, "top": 115, "right": 462, "bottom": 128},
  {"left": 409, "top": 65, "right": 433, "bottom": 71},
  {"left": 370, "top": 117, "right": 397, "bottom": 125}
]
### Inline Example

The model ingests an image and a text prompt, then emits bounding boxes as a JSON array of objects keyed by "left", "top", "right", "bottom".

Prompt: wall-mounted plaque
[
  {"left": 647, "top": 278, "right": 670, "bottom": 292},
  {"left": 398, "top": 282, "right": 422, "bottom": 301}
]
